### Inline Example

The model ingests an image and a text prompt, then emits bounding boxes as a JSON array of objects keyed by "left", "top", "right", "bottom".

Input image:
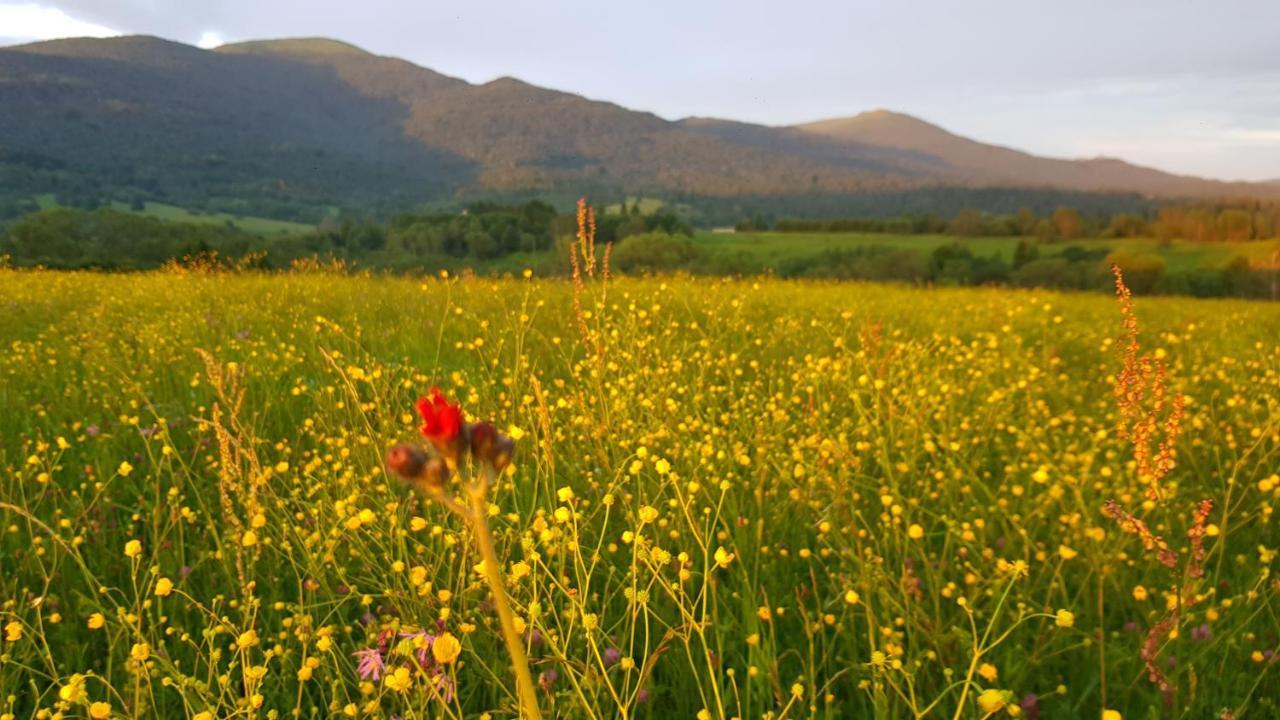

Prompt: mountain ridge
[{"left": 1, "top": 34, "right": 1275, "bottom": 220}]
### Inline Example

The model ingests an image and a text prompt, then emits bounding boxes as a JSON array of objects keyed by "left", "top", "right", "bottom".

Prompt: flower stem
[{"left": 466, "top": 488, "right": 542, "bottom": 720}]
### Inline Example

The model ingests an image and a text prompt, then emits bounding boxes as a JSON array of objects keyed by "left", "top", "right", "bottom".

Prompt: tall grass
[{"left": 0, "top": 259, "right": 1277, "bottom": 718}]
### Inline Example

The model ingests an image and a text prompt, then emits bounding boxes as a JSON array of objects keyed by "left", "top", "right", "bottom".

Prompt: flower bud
[
  {"left": 491, "top": 435, "right": 516, "bottom": 471},
  {"left": 421, "top": 457, "right": 449, "bottom": 493},
  {"left": 469, "top": 422, "right": 497, "bottom": 462},
  {"left": 386, "top": 444, "right": 427, "bottom": 480},
  {"left": 538, "top": 669, "right": 559, "bottom": 692}
]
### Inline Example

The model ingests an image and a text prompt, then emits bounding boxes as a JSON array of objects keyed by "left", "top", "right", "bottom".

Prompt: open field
[
  {"left": 694, "top": 231, "right": 1280, "bottom": 272},
  {"left": 30, "top": 195, "right": 315, "bottom": 236},
  {"left": 1, "top": 269, "right": 1278, "bottom": 719}
]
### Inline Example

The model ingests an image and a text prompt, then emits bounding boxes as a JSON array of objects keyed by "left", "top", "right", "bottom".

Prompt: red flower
[{"left": 417, "top": 387, "right": 464, "bottom": 458}]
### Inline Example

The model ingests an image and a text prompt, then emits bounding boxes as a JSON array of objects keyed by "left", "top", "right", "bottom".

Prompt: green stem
[{"left": 466, "top": 488, "right": 543, "bottom": 720}]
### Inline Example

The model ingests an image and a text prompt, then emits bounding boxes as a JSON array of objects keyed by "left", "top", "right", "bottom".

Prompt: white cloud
[
  {"left": 195, "top": 30, "right": 223, "bottom": 49},
  {"left": 0, "top": 2, "right": 119, "bottom": 41}
]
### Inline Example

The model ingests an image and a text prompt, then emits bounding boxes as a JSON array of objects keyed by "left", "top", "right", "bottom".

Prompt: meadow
[
  {"left": 0, "top": 263, "right": 1278, "bottom": 719},
  {"left": 32, "top": 195, "right": 316, "bottom": 237}
]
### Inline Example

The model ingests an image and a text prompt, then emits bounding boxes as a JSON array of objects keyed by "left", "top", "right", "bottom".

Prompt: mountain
[
  {"left": 0, "top": 35, "right": 473, "bottom": 218},
  {"left": 1, "top": 35, "right": 1275, "bottom": 222},
  {"left": 793, "top": 110, "right": 1270, "bottom": 198}
]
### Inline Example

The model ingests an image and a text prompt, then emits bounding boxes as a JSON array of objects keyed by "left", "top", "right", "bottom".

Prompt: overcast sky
[{"left": 2, "top": 0, "right": 1277, "bottom": 182}]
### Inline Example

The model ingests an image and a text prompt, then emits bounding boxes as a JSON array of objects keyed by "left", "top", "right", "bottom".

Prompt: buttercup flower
[
  {"left": 432, "top": 632, "right": 462, "bottom": 665},
  {"left": 385, "top": 666, "right": 413, "bottom": 692},
  {"left": 977, "top": 688, "right": 1008, "bottom": 714}
]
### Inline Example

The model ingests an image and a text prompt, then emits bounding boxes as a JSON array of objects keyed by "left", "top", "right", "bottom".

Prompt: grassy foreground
[{"left": 0, "top": 268, "right": 1277, "bottom": 719}]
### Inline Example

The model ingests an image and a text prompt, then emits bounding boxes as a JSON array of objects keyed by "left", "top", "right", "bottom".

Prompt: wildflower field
[{"left": 1, "top": 265, "right": 1278, "bottom": 719}]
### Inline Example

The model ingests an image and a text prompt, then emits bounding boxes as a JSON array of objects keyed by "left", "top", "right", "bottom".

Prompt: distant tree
[
  {"left": 928, "top": 242, "right": 976, "bottom": 284},
  {"left": 1216, "top": 209, "right": 1253, "bottom": 242},
  {"left": 1104, "top": 213, "right": 1148, "bottom": 238},
  {"left": 1052, "top": 206, "right": 1082, "bottom": 240},
  {"left": 1222, "top": 255, "right": 1261, "bottom": 297},
  {"left": 1016, "top": 207, "right": 1038, "bottom": 236},
  {"left": 1106, "top": 250, "right": 1166, "bottom": 294},
  {"left": 616, "top": 216, "right": 646, "bottom": 240},
  {"left": 1034, "top": 219, "right": 1056, "bottom": 243},
  {"left": 947, "top": 209, "right": 984, "bottom": 237},
  {"left": 1013, "top": 239, "right": 1039, "bottom": 269},
  {"left": 1012, "top": 258, "right": 1090, "bottom": 290},
  {"left": 610, "top": 232, "right": 703, "bottom": 272}
]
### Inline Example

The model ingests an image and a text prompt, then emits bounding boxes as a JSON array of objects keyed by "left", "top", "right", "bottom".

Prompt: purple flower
[
  {"left": 1019, "top": 693, "right": 1040, "bottom": 720},
  {"left": 400, "top": 629, "right": 437, "bottom": 668},
  {"left": 353, "top": 648, "right": 385, "bottom": 680},
  {"left": 86, "top": 425, "right": 100, "bottom": 437},
  {"left": 602, "top": 647, "right": 621, "bottom": 668},
  {"left": 433, "top": 669, "right": 456, "bottom": 703},
  {"left": 1190, "top": 623, "right": 1212, "bottom": 641},
  {"left": 539, "top": 669, "right": 558, "bottom": 692}
]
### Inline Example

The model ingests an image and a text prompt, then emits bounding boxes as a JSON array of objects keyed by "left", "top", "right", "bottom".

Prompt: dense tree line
[
  {"left": 0, "top": 201, "right": 693, "bottom": 270},
  {"left": 764, "top": 200, "right": 1280, "bottom": 243},
  {"left": 614, "top": 233, "right": 1277, "bottom": 300},
  {"left": 0, "top": 207, "right": 261, "bottom": 268},
  {"left": 687, "top": 187, "right": 1157, "bottom": 227},
  {"left": 2, "top": 201, "right": 1274, "bottom": 301}
]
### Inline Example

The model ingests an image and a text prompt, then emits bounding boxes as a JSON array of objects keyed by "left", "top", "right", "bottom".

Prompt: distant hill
[
  {"left": 1, "top": 35, "right": 1275, "bottom": 223},
  {"left": 793, "top": 110, "right": 1269, "bottom": 198}
]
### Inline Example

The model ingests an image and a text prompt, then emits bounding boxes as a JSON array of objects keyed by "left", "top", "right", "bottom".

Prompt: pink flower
[{"left": 353, "top": 647, "right": 385, "bottom": 680}]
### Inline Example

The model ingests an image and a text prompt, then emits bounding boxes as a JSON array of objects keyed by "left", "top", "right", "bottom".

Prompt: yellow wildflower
[
  {"left": 385, "top": 666, "right": 412, "bottom": 692},
  {"left": 977, "top": 688, "right": 1007, "bottom": 714},
  {"left": 714, "top": 546, "right": 735, "bottom": 569},
  {"left": 433, "top": 632, "right": 462, "bottom": 664}
]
